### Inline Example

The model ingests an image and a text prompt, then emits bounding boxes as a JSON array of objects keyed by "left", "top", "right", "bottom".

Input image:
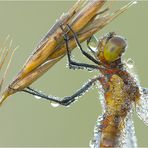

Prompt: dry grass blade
[
  {"left": 0, "top": 38, "right": 17, "bottom": 94},
  {"left": 0, "top": 46, "right": 19, "bottom": 91},
  {"left": 0, "top": 37, "right": 11, "bottom": 91},
  {"left": 0, "top": 36, "right": 11, "bottom": 69},
  {"left": 0, "top": 0, "right": 137, "bottom": 105},
  {"left": 16, "top": 0, "right": 94, "bottom": 81}
]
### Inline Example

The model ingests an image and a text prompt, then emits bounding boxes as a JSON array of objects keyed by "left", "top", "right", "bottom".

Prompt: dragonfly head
[{"left": 97, "top": 32, "right": 127, "bottom": 64}]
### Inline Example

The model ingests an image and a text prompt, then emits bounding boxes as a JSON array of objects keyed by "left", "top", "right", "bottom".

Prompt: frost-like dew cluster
[
  {"left": 120, "top": 108, "right": 137, "bottom": 148},
  {"left": 124, "top": 58, "right": 139, "bottom": 82},
  {"left": 67, "top": 63, "right": 98, "bottom": 72},
  {"left": 124, "top": 58, "right": 138, "bottom": 84},
  {"left": 90, "top": 81, "right": 106, "bottom": 148},
  {"left": 65, "top": 55, "right": 98, "bottom": 72},
  {"left": 126, "top": 58, "right": 134, "bottom": 69},
  {"left": 96, "top": 82, "right": 105, "bottom": 111},
  {"left": 48, "top": 95, "right": 60, "bottom": 101},
  {"left": 136, "top": 88, "right": 148, "bottom": 125},
  {"left": 90, "top": 115, "right": 103, "bottom": 148}
]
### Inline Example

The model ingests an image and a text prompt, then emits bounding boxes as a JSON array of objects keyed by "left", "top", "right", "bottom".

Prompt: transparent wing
[
  {"left": 120, "top": 111, "right": 137, "bottom": 148},
  {"left": 89, "top": 85, "right": 105, "bottom": 148},
  {"left": 90, "top": 113, "right": 137, "bottom": 148},
  {"left": 124, "top": 58, "right": 148, "bottom": 126},
  {"left": 136, "top": 88, "right": 148, "bottom": 125},
  {"left": 89, "top": 114, "right": 103, "bottom": 148}
]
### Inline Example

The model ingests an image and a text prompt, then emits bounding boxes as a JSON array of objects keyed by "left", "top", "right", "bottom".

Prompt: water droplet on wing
[
  {"left": 127, "top": 58, "right": 134, "bottom": 69},
  {"left": 136, "top": 89, "right": 148, "bottom": 126}
]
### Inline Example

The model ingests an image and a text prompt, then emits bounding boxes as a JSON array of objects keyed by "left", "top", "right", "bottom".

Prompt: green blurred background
[{"left": 0, "top": 1, "right": 148, "bottom": 147}]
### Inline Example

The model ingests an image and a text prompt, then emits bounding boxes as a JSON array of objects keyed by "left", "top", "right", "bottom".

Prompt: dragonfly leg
[
  {"left": 22, "top": 76, "right": 100, "bottom": 106},
  {"left": 63, "top": 33, "right": 99, "bottom": 71},
  {"left": 67, "top": 24, "right": 101, "bottom": 65}
]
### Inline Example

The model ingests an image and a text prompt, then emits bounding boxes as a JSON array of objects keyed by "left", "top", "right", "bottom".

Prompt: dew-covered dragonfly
[{"left": 14, "top": 25, "right": 147, "bottom": 147}]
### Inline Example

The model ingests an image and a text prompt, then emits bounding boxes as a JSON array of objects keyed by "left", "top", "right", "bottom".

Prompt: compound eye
[{"left": 103, "top": 36, "right": 127, "bottom": 62}]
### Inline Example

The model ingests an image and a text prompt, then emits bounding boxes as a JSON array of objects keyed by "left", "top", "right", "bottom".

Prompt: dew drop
[
  {"left": 50, "top": 102, "right": 60, "bottom": 108},
  {"left": 133, "top": 0, "right": 138, "bottom": 5},
  {"left": 35, "top": 95, "right": 41, "bottom": 99},
  {"left": 87, "top": 35, "right": 98, "bottom": 53},
  {"left": 126, "top": 58, "right": 134, "bottom": 69}
]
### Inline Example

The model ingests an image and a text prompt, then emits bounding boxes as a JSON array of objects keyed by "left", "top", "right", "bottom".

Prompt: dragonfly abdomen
[
  {"left": 99, "top": 114, "right": 123, "bottom": 147},
  {"left": 99, "top": 74, "right": 133, "bottom": 147}
]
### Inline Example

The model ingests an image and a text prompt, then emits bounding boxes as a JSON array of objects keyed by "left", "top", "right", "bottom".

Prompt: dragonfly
[{"left": 15, "top": 24, "right": 147, "bottom": 147}]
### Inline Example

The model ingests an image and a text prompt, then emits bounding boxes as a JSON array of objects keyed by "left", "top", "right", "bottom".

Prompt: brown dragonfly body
[
  {"left": 86, "top": 33, "right": 140, "bottom": 147},
  {"left": 96, "top": 68, "right": 140, "bottom": 147}
]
